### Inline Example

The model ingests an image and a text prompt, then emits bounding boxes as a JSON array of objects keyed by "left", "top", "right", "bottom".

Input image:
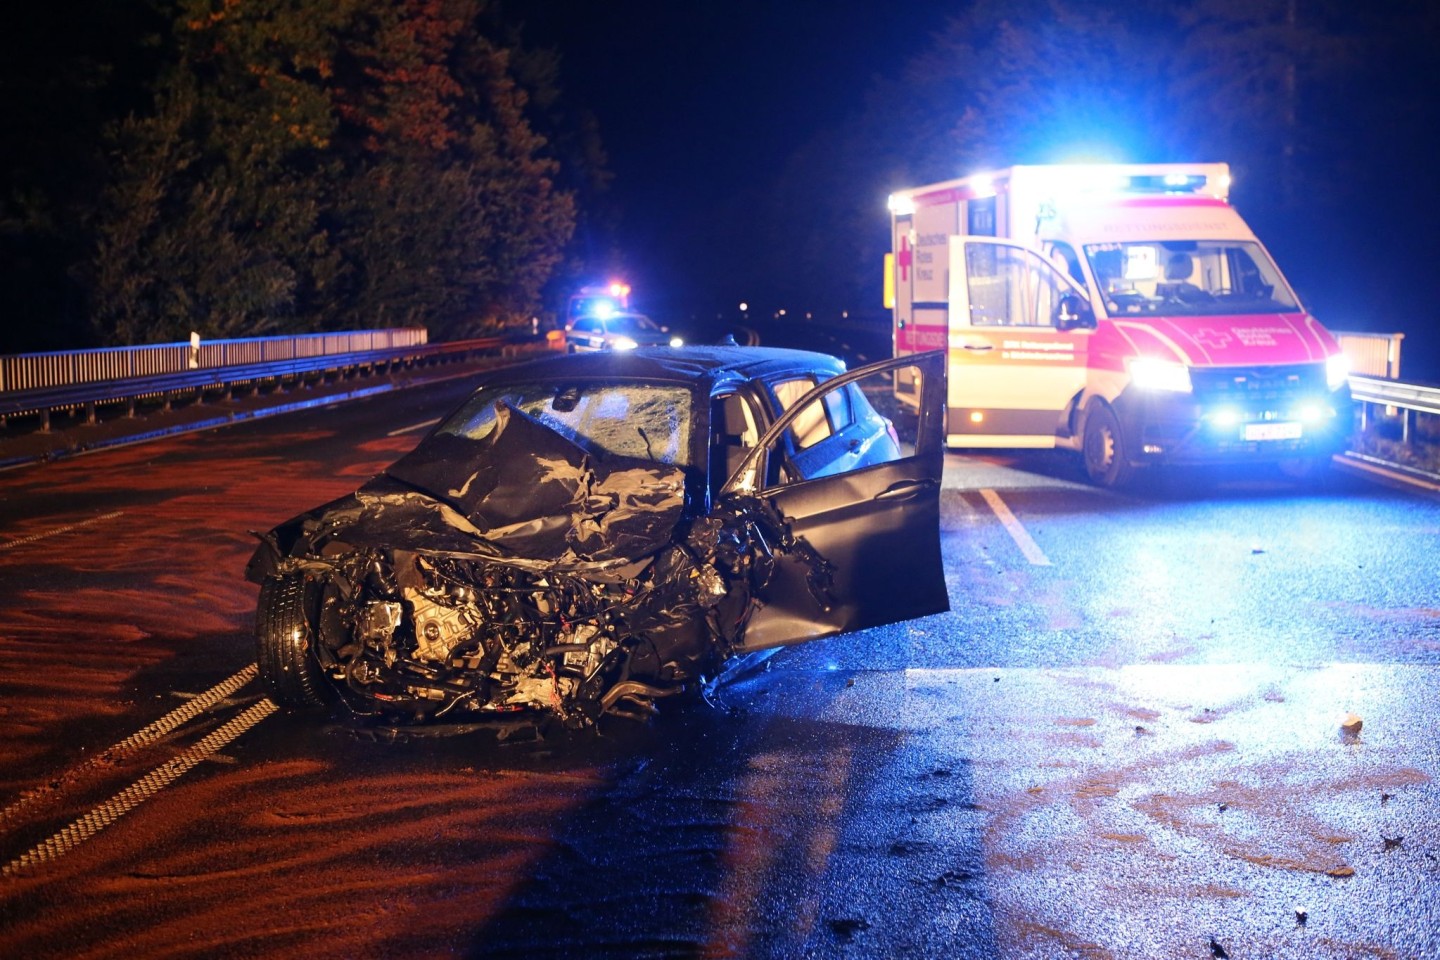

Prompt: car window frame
[{"left": 722, "top": 353, "right": 943, "bottom": 496}]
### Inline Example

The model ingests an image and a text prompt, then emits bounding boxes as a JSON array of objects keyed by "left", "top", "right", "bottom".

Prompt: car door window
[
  {"left": 772, "top": 377, "right": 833, "bottom": 450},
  {"left": 735, "top": 360, "right": 933, "bottom": 489}
]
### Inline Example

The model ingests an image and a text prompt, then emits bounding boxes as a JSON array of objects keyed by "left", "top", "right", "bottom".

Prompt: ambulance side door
[{"left": 945, "top": 237, "right": 1093, "bottom": 446}]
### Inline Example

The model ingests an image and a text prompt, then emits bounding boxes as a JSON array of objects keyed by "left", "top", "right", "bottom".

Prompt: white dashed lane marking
[
  {"left": 978, "top": 488, "right": 1051, "bottom": 566},
  {"left": 0, "top": 510, "right": 124, "bottom": 552}
]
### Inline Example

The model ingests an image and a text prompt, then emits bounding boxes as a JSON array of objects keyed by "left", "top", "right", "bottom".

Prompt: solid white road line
[
  {"left": 0, "top": 664, "right": 258, "bottom": 826},
  {"left": 978, "top": 488, "right": 1051, "bottom": 566},
  {"left": 1, "top": 698, "right": 277, "bottom": 877},
  {"left": 0, "top": 511, "right": 124, "bottom": 552},
  {"left": 386, "top": 417, "right": 441, "bottom": 437}
]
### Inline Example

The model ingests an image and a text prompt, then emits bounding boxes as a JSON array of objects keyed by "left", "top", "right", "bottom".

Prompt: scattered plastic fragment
[
  {"left": 1295, "top": 909, "right": 1308, "bottom": 927},
  {"left": 1340, "top": 713, "right": 1363, "bottom": 735},
  {"left": 1209, "top": 936, "right": 1230, "bottom": 958},
  {"left": 934, "top": 869, "right": 974, "bottom": 888},
  {"left": 1383, "top": 836, "right": 1404, "bottom": 852}
]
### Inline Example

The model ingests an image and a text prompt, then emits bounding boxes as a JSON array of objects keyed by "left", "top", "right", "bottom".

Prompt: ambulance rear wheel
[{"left": 1083, "top": 403, "right": 1137, "bottom": 488}]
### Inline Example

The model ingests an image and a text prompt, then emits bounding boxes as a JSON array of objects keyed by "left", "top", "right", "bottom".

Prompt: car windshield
[
  {"left": 434, "top": 380, "right": 695, "bottom": 466},
  {"left": 1084, "top": 240, "right": 1300, "bottom": 316},
  {"left": 607, "top": 314, "right": 660, "bottom": 335}
]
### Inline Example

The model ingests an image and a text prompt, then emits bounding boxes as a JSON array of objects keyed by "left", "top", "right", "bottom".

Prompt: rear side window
[{"left": 771, "top": 377, "right": 833, "bottom": 449}]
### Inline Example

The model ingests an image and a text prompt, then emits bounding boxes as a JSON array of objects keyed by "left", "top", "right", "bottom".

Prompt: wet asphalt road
[{"left": 0, "top": 371, "right": 1437, "bottom": 958}]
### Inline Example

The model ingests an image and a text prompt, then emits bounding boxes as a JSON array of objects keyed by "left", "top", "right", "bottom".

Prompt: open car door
[{"left": 721, "top": 351, "right": 948, "bottom": 652}]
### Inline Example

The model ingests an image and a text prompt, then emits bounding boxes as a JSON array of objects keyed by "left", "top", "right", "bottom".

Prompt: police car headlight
[
  {"left": 1128, "top": 358, "right": 1192, "bottom": 393},
  {"left": 612, "top": 336, "right": 638, "bottom": 351},
  {"left": 669, "top": 336, "right": 684, "bottom": 348},
  {"left": 1326, "top": 352, "right": 1349, "bottom": 391}
]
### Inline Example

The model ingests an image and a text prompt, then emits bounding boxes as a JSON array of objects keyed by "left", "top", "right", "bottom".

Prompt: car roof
[{"left": 488, "top": 345, "right": 848, "bottom": 389}]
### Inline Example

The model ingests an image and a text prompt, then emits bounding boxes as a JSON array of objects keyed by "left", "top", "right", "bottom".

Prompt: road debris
[{"left": 828, "top": 918, "right": 870, "bottom": 942}]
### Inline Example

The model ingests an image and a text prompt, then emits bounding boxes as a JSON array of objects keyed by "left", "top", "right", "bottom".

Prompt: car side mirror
[{"left": 1056, "top": 294, "right": 1096, "bottom": 331}]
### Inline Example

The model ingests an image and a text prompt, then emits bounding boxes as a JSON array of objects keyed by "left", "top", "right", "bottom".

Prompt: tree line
[{"left": 1, "top": 0, "right": 600, "bottom": 352}]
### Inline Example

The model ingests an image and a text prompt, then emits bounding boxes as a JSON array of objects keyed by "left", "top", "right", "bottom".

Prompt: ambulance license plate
[{"left": 1244, "top": 422, "right": 1303, "bottom": 442}]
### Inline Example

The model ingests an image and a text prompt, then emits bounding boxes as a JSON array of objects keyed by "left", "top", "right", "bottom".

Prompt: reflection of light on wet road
[{"left": 708, "top": 744, "right": 853, "bottom": 952}]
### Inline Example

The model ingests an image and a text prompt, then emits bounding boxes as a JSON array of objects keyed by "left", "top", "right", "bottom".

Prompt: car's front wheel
[
  {"left": 1083, "top": 401, "right": 1137, "bottom": 488},
  {"left": 255, "top": 575, "right": 329, "bottom": 710}
]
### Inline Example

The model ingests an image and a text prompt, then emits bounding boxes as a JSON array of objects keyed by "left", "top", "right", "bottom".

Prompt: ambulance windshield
[{"left": 1084, "top": 240, "right": 1300, "bottom": 316}]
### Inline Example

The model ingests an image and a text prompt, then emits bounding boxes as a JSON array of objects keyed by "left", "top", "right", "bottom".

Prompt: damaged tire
[{"left": 256, "top": 575, "right": 329, "bottom": 710}]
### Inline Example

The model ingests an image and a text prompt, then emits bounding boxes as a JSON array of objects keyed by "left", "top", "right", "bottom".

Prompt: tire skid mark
[
  {"left": 0, "top": 664, "right": 258, "bottom": 827},
  {"left": 0, "top": 510, "right": 125, "bottom": 553},
  {"left": 2, "top": 698, "right": 277, "bottom": 878}
]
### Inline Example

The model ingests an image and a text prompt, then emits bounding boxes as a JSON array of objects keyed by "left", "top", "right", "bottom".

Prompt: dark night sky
[
  {"left": 522, "top": 1, "right": 1440, "bottom": 377},
  {"left": 522, "top": 1, "right": 946, "bottom": 320}
]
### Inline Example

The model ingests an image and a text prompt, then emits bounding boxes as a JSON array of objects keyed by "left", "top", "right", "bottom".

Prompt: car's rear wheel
[
  {"left": 255, "top": 575, "right": 329, "bottom": 710},
  {"left": 1083, "top": 402, "right": 1137, "bottom": 488}
]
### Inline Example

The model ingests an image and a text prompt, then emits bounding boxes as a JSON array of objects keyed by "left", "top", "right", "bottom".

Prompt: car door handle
[{"left": 874, "top": 478, "right": 935, "bottom": 502}]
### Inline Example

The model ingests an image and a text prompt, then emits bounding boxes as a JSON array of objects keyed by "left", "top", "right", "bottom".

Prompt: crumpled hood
[
  {"left": 252, "top": 403, "right": 688, "bottom": 574},
  {"left": 1109, "top": 312, "right": 1339, "bottom": 367}
]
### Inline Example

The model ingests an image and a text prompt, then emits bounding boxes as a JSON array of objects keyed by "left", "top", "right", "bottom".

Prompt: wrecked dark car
[{"left": 246, "top": 346, "right": 947, "bottom": 728}]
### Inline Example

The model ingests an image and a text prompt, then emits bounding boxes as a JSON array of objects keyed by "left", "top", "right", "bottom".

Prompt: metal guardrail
[
  {"left": 0, "top": 334, "right": 515, "bottom": 432},
  {"left": 0, "top": 328, "right": 428, "bottom": 394},
  {"left": 1348, "top": 374, "right": 1440, "bottom": 444}
]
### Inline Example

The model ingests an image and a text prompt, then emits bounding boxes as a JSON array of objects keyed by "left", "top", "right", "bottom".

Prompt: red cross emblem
[
  {"left": 1195, "top": 328, "right": 1233, "bottom": 350},
  {"left": 898, "top": 235, "right": 913, "bottom": 282}
]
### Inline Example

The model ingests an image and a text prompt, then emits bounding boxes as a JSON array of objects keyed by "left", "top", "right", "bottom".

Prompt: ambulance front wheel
[{"left": 1082, "top": 402, "right": 1137, "bottom": 488}]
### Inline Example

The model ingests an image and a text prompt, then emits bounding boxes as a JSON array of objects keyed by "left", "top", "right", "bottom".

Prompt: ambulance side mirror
[{"left": 1056, "top": 295, "right": 1096, "bottom": 331}]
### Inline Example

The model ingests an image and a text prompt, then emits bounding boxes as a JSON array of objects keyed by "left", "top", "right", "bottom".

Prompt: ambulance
[{"left": 886, "top": 163, "right": 1351, "bottom": 486}]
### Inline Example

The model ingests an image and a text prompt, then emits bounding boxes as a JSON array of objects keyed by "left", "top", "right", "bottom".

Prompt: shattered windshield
[
  {"left": 1085, "top": 240, "right": 1300, "bottom": 316},
  {"left": 434, "top": 380, "right": 695, "bottom": 466}
]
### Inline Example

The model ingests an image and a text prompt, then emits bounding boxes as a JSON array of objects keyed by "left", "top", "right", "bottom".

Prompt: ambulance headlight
[
  {"left": 1326, "top": 353, "right": 1349, "bottom": 391},
  {"left": 1209, "top": 407, "right": 1240, "bottom": 427},
  {"left": 612, "top": 336, "right": 639, "bottom": 351},
  {"left": 1129, "top": 358, "right": 1192, "bottom": 393}
]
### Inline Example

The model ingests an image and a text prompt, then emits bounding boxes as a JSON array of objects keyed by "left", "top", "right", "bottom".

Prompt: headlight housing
[
  {"left": 1128, "top": 357, "right": 1192, "bottom": 393},
  {"left": 1326, "top": 352, "right": 1349, "bottom": 391}
]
